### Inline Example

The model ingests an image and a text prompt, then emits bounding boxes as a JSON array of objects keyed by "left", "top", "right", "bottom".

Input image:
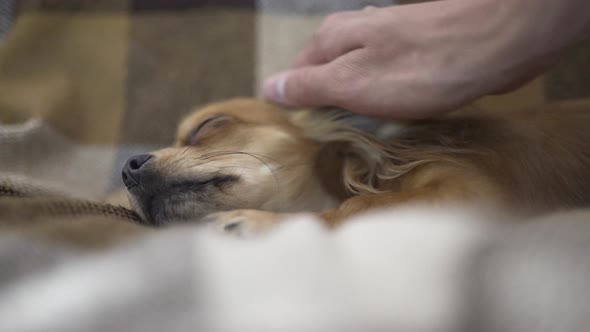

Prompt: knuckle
[
  {"left": 304, "top": 31, "right": 329, "bottom": 64},
  {"left": 322, "top": 12, "right": 343, "bottom": 26},
  {"left": 309, "top": 30, "right": 324, "bottom": 49},
  {"left": 318, "top": 11, "right": 353, "bottom": 33},
  {"left": 362, "top": 5, "right": 377, "bottom": 12},
  {"left": 328, "top": 62, "right": 368, "bottom": 100},
  {"left": 351, "top": 24, "right": 377, "bottom": 44}
]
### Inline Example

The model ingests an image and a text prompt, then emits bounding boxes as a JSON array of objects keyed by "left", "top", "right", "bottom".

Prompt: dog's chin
[
  {"left": 125, "top": 175, "right": 240, "bottom": 226},
  {"left": 126, "top": 191, "right": 217, "bottom": 226}
]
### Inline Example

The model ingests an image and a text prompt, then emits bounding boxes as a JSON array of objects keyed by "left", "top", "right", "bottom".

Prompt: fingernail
[{"left": 263, "top": 71, "right": 289, "bottom": 105}]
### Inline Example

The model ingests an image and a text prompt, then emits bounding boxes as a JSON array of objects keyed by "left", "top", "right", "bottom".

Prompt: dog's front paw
[{"left": 202, "top": 209, "right": 285, "bottom": 238}]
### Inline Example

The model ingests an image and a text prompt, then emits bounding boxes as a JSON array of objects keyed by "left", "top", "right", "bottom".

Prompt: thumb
[{"left": 262, "top": 65, "right": 338, "bottom": 108}]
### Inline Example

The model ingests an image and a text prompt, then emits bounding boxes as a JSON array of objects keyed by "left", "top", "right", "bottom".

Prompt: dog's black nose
[{"left": 122, "top": 154, "right": 152, "bottom": 188}]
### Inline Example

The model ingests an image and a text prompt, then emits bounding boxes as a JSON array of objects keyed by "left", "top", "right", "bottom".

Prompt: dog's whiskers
[
  {"left": 192, "top": 151, "right": 282, "bottom": 172},
  {"left": 198, "top": 151, "right": 281, "bottom": 164}
]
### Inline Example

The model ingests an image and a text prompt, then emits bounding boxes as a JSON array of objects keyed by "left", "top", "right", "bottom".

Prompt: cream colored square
[{"left": 256, "top": 14, "right": 323, "bottom": 95}]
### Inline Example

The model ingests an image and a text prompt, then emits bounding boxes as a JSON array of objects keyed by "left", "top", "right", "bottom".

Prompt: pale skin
[{"left": 263, "top": 0, "right": 590, "bottom": 119}]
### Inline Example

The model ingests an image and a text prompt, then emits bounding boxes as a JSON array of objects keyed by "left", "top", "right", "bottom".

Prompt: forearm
[
  {"left": 507, "top": 0, "right": 590, "bottom": 51},
  {"left": 487, "top": 0, "right": 590, "bottom": 91},
  {"left": 433, "top": 0, "right": 590, "bottom": 54},
  {"left": 417, "top": 0, "right": 590, "bottom": 99}
]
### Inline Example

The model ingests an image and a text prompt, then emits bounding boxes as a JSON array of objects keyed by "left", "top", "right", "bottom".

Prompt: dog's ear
[{"left": 288, "top": 109, "right": 409, "bottom": 196}]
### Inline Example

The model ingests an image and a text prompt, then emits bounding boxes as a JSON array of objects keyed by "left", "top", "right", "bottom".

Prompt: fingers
[
  {"left": 263, "top": 66, "right": 332, "bottom": 107},
  {"left": 263, "top": 7, "right": 382, "bottom": 109},
  {"left": 290, "top": 11, "right": 368, "bottom": 68},
  {"left": 263, "top": 64, "right": 343, "bottom": 108}
]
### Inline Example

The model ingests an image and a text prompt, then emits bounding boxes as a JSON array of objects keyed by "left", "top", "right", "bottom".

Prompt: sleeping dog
[{"left": 122, "top": 98, "right": 590, "bottom": 235}]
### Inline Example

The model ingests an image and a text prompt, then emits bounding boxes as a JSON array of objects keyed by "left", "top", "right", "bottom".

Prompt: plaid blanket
[{"left": 0, "top": 1, "right": 589, "bottom": 330}]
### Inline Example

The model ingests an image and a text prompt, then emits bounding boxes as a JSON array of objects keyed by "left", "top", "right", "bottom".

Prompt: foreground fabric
[{"left": 1, "top": 206, "right": 590, "bottom": 332}]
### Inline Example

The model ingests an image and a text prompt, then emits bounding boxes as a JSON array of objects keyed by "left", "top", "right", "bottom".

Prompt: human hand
[{"left": 262, "top": 1, "right": 559, "bottom": 119}]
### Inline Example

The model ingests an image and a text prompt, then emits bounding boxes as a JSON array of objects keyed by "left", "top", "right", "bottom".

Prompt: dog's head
[{"left": 123, "top": 98, "right": 374, "bottom": 225}]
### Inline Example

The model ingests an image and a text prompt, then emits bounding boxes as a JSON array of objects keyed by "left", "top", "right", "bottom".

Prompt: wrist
[
  {"left": 412, "top": 0, "right": 523, "bottom": 102},
  {"left": 437, "top": 0, "right": 590, "bottom": 97},
  {"left": 420, "top": 0, "right": 559, "bottom": 99}
]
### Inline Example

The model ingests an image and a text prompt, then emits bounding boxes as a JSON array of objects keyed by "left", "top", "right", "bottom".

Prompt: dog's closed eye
[{"left": 187, "top": 115, "right": 233, "bottom": 145}]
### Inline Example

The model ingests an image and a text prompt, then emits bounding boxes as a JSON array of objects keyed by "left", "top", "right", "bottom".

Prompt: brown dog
[{"left": 122, "top": 98, "right": 590, "bottom": 236}]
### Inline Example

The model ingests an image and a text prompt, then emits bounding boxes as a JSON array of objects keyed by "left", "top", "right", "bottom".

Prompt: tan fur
[{"left": 125, "top": 97, "right": 590, "bottom": 233}]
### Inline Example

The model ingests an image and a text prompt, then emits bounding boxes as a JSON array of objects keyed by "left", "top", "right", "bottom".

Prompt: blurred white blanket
[{"left": 1, "top": 206, "right": 590, "bottom": 332}]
